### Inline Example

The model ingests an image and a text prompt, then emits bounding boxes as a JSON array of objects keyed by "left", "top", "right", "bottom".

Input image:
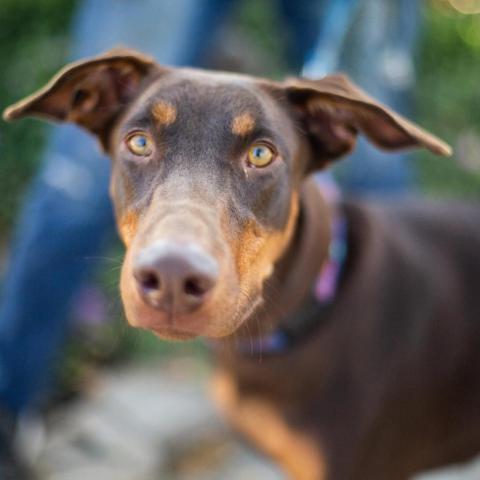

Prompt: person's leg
[
  {"left": 338, "top": 0, "right": 421, "bottom": 196},
  {"left": 278, "top": 0, "right": 359, "bottom": 200},
  {"left": 71, "top": 0, "right": 237, "bottom": 65},
  {"left": 332, "top": 0, "right": 421, "bottom": 195},
  {"left": 0, "top": 126, "right": 114, "bottom": 414},
  {"left": 0, "top": 0, "right": 237, "bottom": 416},
  {"left": 300, "top": 0, "right": 360, "bottom": 77},
  {"left": 276, "top": 0, "right": 325, "bottom": 73},
  {"left": 290, "top": 0, "right": 420, "bottom": 196}
]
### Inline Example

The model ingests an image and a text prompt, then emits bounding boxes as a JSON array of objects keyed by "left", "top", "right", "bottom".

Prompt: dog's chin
[
  {"left": 125, "top": 307, "right": 214, "bottom": 339},
  {"left": 123, "top": 292, "right": 264, "bottom": 341},
  {"left": 150, "top": 327, "right": 199, "bottom": 341}
]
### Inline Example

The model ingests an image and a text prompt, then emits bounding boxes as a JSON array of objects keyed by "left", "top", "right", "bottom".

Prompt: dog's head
[{"left": 3, "top": 48, "right": 451, "bottom": 340}]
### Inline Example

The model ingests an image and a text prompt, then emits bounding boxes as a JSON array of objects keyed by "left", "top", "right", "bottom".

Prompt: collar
[{"left": 236, "top": 209, "right": 348, "bottom": 356}]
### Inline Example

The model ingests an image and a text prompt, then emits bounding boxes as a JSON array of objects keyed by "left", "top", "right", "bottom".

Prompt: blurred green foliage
[
  {"left": 0, "top": 0, "right": 77, "bottom": 235},
  {"left": 417, "top": 2, "right": 480, "bottom": 197}
]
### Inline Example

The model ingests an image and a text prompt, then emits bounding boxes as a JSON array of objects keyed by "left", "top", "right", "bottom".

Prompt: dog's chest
[{"left": 210, "top": 368, "right": 327, "bottom": 479}]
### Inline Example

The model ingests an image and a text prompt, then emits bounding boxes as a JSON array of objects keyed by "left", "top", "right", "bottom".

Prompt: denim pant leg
[
  {"left": 0, "top": 0, "right": 237, "bottom": 415},
  {"left": 334, "top": 0, "right": 421, "bottom": 195},
  {"left": 276, "top": 0, "right": 324, "bottom": 72},
  {"left": 71, "top": 0, "right": 238, "bottom": 65},
  {"left": 298, "top": 0, "right": 420, "bottom": 196},
  {"left": 281, "top": 0, "right": 359, "bottom": 196},
  {"left": 0, "top": 127, "right": 114, "bottom": 414}
]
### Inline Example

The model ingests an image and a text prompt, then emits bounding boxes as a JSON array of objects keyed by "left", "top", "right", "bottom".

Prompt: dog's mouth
[
  {"left": 146, "top": 292, "right": 264, "bottom": 341},
  {"left": 150, "top": 326, "right": 199, "bottom": 341},
  {"left": 119, "top": 240, "right": 266, "bottom": 340},
  {"left": 124, "top": 290, "right": 264, "bottom": 341}
]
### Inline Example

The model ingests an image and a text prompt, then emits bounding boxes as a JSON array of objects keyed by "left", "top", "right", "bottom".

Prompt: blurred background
[{"left": 0, "top": 0, "right": 480, "bottom": 479}]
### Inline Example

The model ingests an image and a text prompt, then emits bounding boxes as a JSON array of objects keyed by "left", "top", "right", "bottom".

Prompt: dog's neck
[{"left": 221, "top": 176, "right": 332, "bottom": 350}]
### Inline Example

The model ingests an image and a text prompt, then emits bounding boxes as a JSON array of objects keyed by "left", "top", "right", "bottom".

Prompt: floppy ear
[
  {"left": 284, "top": 74, "right": 451, "bottom": 168},
  {"left": 3, "top": 48, "right": 165, "bottom": 149}
]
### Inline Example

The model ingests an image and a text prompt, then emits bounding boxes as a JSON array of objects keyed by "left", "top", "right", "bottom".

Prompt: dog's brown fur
[{"left": 5, "top": 49, "right": 480, "bottom": 480}]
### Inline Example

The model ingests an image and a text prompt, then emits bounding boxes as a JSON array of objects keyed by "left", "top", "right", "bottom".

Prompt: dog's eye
[
  {"left": 247, "top": 144, "right": 275, "bottom": 168},
  {"left": 126, "top": 133, "right": 153, "bottom": 156}
]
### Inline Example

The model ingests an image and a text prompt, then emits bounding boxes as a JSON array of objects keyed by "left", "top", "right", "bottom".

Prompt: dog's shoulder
[
  {"left": 340, "top": 197, "right": 480, "bottom": 301},
  {"left": 342, "top": 197, "right": 480, "bottom": 249}
]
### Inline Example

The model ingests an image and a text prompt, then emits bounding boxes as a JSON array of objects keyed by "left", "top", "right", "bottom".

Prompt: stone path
[
  {"left": 32, "top": 357, "right": 284, "bottom": 480},
  {"left": 28, "top": 357, "right": 480, "bottom": 480}
]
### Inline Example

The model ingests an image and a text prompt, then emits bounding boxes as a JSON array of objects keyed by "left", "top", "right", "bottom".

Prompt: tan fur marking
[
  {"left": 152, "top": 101, "right": 177, "bottom": 126},
  {"left": 119, "top": 211, "right": 139, "bottom": 246},
  {"left": 234, "top": 191, "right": 299, "bottom": 284},
  {"left": 212, "top": 370, "right": 327, "bottom": 480},
  {"left": 231, "top": 112, "right": 255, "bottom": 136}
]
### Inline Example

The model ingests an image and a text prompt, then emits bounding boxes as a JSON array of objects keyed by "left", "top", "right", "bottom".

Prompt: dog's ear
[
  {"left": 283, "top": 74, "right": 451, "bottom": 168},
  {"left": 3, "top": 48, "right": 166, "bottom": 150}
]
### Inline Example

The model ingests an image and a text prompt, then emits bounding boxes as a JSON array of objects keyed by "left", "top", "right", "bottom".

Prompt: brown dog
[{"left": 5, "top": 49, "right": 480, "bottom": 480}]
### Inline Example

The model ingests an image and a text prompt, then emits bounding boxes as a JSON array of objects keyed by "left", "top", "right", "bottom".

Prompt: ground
[
  {"left": 24, "top": 356, "right": 480, "bottom": 480},
  {"left": 31, "top": 357, "right": 284, "bottom": 480}
]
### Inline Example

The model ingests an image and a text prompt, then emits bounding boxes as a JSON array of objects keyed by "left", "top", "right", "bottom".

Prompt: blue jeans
[
  {"left": 307, "top": 0, "right": 420, "bottom": 195},
  {"left": 0, "top": 0, "right": 325, "bottom": 414},
  {"left": 0, "top": 0, "right": 418, "bottom": 414}
]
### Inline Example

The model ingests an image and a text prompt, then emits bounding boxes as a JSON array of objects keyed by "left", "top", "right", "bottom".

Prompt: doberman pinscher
[{"left": 5, "top": 49, "right": 480, "bottom": 480}]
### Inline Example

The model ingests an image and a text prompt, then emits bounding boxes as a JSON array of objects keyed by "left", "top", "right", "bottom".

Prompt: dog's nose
[{"left": 133, "top": 241, "right": 218, "bottom": 314}]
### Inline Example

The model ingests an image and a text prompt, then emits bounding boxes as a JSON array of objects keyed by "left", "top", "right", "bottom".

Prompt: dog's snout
[{"left": 133, "top": 241, "right": 218, "bottom": 314}]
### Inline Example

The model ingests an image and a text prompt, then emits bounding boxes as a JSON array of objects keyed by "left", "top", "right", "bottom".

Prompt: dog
[{"left": 5, "top": 48, "right": 480, "bottom": 480}]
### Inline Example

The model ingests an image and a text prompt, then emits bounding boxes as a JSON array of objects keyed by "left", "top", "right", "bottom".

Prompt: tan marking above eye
[
  {"left": 232, "top": 112, "right": 255, "bottom": 136},
  {"left": 119, "top": 210, "right": 139, "bottom": 246},
  {"left": 152, "top": 100, "right": 177, "bottom": 126}
]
